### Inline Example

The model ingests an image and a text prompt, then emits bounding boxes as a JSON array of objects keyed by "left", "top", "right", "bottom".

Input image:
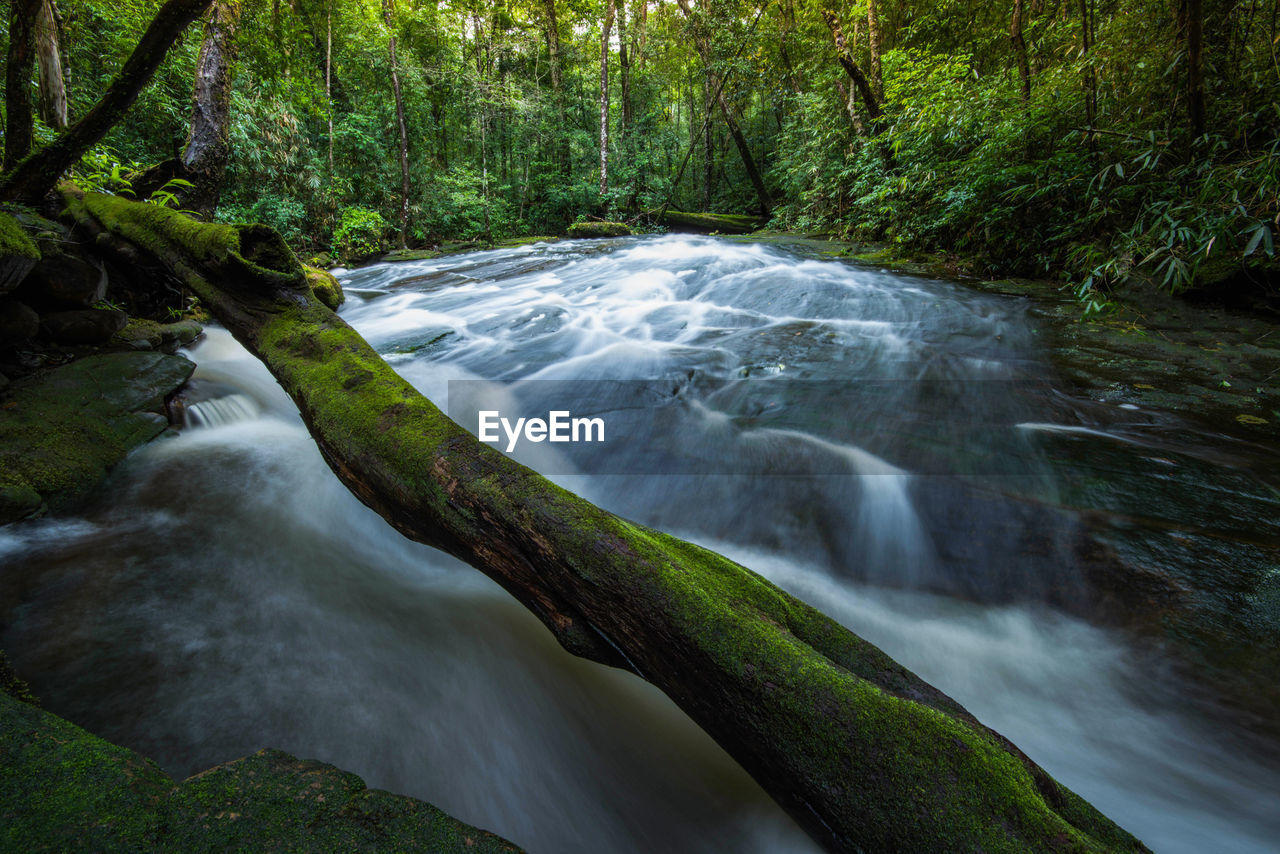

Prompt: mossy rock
[
  {"left": 112, "top": 318, "right": 204, "bottom": 352},
  {"left": 0, "top": 211, "right": 41, "bottom": 294},
  {"left": 304, "top": 264, "right": 345, "bottom": 311},
  {"left": 0, "top": 351, "right": 194, "bottom": 524},
  {"left": 567, "top": 221, "right": 632, "bottom": 238},
  {"left": 0, "top": 691, "right": 522, "bottom": 852}
]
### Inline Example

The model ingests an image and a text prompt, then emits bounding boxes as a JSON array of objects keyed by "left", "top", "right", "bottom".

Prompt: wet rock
[
  {"left": 40, "top": 308, "right": 127, "bottom": 345},
  {"left": 0, "top": 351, "right": 195, "bottom": 524},
  {"left": 0, "top": 299, "right": 40, "bottom": 345},
  {"left": 0, "top": 691, "right": 523, "bottom": 852},
  {"left": 111, "top": 318, "right": 203, "bottom": 352}
]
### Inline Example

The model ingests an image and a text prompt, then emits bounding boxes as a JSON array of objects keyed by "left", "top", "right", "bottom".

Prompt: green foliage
[{"left": 333, "top": 206, "right": 388, "bottom": 261}]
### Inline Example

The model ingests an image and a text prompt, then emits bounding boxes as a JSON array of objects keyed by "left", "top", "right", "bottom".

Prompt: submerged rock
[
  {"left": 0, "top": 351, "right": 195, "bottom": 524},
  {"left": 0, "top": 691, "right": 523, "bottom": 852}
]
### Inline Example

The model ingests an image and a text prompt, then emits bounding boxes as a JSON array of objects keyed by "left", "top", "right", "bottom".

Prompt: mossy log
[
  {"left": 650, "top": 208, "right": 765, "bottom": 234},
  {"left": 61, "top": 188, "right": 1149, "bottom": 854}
]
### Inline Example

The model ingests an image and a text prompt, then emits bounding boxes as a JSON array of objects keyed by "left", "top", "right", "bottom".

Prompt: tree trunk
[
  {"left": 3, "top": 0, "right": 43, "bottom": 171},
  {"left": 618, "top": 0, "right": 631, "bottom": 137},
  {"left": 542, "top": 0, "right": 569, "bottom": 179},
  {"left": 716, "top": 90, "right": 770, "bottom": 216},
  {"left": 1011, "top": 0, "right": 1032, "bottom": 103},
  {"left": 384, "top": 0, "right": 410, "bottom": 248},
  {"left": 61, "top": 188, "right": 1152, "bottom": 854},
  {"left": 868, "top": 0, "right": 883, "bottom": 102},
  {"left": 177, "top": 0, "right": 242, "bottom": 216},
  {"left": 0, "top": 0, "right": 215, "bottom": 202},
  {"left": 821, "top": 9, "right": 882, "bottom": 126},
  {"left": 35, "top": 0, "right": 68, "bottom": 130},
  {"left": 599, "top": 0, "right": 614, "bottom": 196}
]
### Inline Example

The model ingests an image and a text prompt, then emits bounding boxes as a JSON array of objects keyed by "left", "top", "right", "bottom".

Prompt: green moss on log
[
  {"left": 304, "top": 264, "right": 346, "bottom": 310},
  {"left": 0, "top": 692, "right": 522, "bottom": 852},
  {"left": 651, "top": 209, "right": 764, "bottom": 234},
  {"left": 567, "top": 221, "right": 632, "bottom": 238},
  {"left": 61, "top": 191, "right": 1149, "bottom": 854}
]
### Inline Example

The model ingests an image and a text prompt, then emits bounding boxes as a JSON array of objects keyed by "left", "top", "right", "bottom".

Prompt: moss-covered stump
[
  {"left": 0, "top": 350, "right": 194, "bottom": 524},
  {"left": 0, "top": 212, "right": 41, "bottom": 294},
  {"left": 566, "top": 221, "right": 632, "bottom": 238},
  {"left": 0, "top": 692, "right": 522, "bottom": 853},
  {"left": 650, "top": 209, "right": 765, "bottom": 234},
  {"left": 61, "top": 189, "right": 1149, "bottom": 854},
  {"left": 304, "top": 264, "right": 346, "bottom": 310}
]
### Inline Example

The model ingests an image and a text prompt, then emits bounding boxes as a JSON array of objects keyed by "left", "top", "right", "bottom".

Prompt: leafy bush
[{"left": 333, "top": 206, "right": 388, "bottom": 261}]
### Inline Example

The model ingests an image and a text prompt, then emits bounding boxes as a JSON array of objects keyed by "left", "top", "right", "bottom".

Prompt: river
[{"left": 3, "top": 235, "right": 1278, "bottom": 852}]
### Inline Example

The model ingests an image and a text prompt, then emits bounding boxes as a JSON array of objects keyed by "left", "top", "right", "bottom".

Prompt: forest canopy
[{"left": 2, "top": 0, "right": 1277, "bottom": 302}]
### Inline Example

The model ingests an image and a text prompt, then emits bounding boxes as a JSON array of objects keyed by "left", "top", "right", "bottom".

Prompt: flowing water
[{"left": 3, "top": 235, "right": 1279, "bottom": 852}]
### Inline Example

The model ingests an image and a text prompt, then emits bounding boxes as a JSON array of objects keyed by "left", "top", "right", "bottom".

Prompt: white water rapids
[{"left": 3, "top": 236, "right": 1278, "bottom": 852}]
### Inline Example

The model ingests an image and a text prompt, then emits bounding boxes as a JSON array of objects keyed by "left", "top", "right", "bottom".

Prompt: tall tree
[
  {"left": 599, "top": 0, "right": 615, "bottom": 195},
  {"left": 34, "top": 0, "right": 68, "bottom": 130},
  {"left": 3, "top": 0, "right": 43, "bottom": 171},
  {"left": 542, "top": 0, "right": 570, "bottom": 178},
  {"left": 0, "top": 0, "right": 216, "bottom": 201},
  {"left": 867, "top": 0, "right": 883, "bottom": 102},
  {"left": 1185, "top": 0, "right": 1206, "bottom": 137},
  {"left": 384, "top": 0, "right": 411, "bottom": 247},
  {"left": 181, "top": 0, "right": 243, "bottom": 215},
  {"left": 676, "top": 0, "right": 771, "bottom": 215}
]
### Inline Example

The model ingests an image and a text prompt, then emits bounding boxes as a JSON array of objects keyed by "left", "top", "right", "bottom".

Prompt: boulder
[
  {"left": 19, "top": 239, "right": 108, "bottom": 308},
  {"left": 0, "top": 299, "right": 40, "bottom": 346},
  {"left": 111, "top": 318, "right": 203, "bottom": 352},
  {"left": 0, "top": 351, "right": 195, "bottom": 524},
  {"left": 40, "top": 308, "right": 128, "bottom": 345}
]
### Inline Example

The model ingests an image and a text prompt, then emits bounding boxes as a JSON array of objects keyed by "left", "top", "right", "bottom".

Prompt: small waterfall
[{"left": 182, "top": 393, "right": 262, "bottom": 429}]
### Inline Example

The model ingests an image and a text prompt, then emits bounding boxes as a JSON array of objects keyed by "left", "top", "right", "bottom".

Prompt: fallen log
[
  {"left": 62, "top": 187, "right": 1149, "bottom": 854},
  {"left": 649, "top": 208, "right": 764, "bottom": 234}
]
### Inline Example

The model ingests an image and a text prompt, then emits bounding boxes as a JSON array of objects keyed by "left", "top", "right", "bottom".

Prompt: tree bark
[
  {"left": 3, "top": 0, "right": 43, "bottom": 171},
  {"left": 62, "top": 188, "right": 1152, "bottom": 854},
  {"left": 0, "top": 0, "right": 215, "bottom": 202},
  {"left": 821, "top": 9, "right": 882, "bottom": 125},
  {"left": 384, "top": 0, "right": 411, "bottom": 248},
  {"left": 35, "top": 0, "right": 69, "bottom": 130},
  {"left": 180, "top": 0, "right": 242, "bottom": 216},
  {"left": 599, "top": 0, "right": 614, "bottom": 196},
  {"left": 326, "top": 0, "right": 334, "bottom": 174}
]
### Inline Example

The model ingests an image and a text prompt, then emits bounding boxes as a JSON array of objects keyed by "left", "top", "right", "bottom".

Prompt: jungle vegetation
[{"left": 2, "top": 0, "right": 1278, "bottom": 303}]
